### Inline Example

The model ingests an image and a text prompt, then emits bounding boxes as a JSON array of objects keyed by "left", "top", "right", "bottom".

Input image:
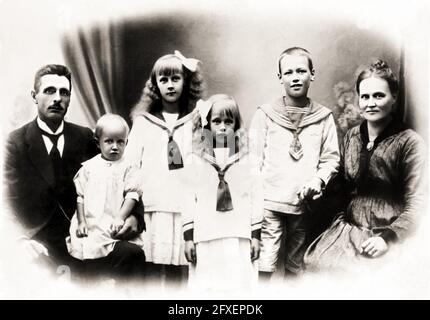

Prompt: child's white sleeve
[
  {"left": 181, "top": 155, "right": 197, "bottom": 241},
  {"left": 124, "top": 117, "right": 145, "bottom": 169},
  {"left": 73, "top": 166, "right": 89, "bottom": 204},
  {"left": 248, "top": 108, "right": 268, "bottom": 173},
  {"left": 123, "top": 165, "right": 142, "bottom": 202},
  {"left": 249, "top": 156, "right": 263, "bottom": 239},
  {"left": 182, "top": 193, "right": 196, "bottom": 241},
  {"left": 316, "top": 114, "right": 340, "bottom": 186}
]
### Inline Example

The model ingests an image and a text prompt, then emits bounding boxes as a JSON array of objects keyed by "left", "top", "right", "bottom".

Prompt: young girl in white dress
[
  {"left": 183, "top": 94, "right": 263, "bottom": 294},
  {"left": 125, "top": 51, "right": 206, "bottom": 286},
  {"left": 66, "top": 114, "right": 145, "bottom": 282}
]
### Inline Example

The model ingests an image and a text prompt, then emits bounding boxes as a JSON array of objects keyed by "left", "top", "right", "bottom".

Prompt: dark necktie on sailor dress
[
  {"left": 286, "top": 105, "right": 310, "bottom": 161},
  {"left": 208, "top": 161, "right": 235, "bottom": 212},
  {"left": 167, "top": 130, "right": 184, "bottom": 170},
  {"left": 142, "top": 111, "right": 185, "bottom": 170}
]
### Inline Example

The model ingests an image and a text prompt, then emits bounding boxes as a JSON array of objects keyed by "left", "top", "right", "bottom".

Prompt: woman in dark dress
[{"left": 304, "top": 60, "right": 426, "bottom": 270}]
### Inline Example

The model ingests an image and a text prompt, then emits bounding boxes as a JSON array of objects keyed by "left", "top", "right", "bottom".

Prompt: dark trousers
[
  {"left": 33, "top": 211, "right": 83, "bottom": 276},
  {"left": 34, "top": 213, "right": 146, "bottom": 283},
  {"left": 83, "top": 241, "right": 146, "bottom": 283}
]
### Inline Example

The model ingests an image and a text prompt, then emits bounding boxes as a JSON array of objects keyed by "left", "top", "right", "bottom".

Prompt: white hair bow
[
  {"left": 195, "top": 99, "right": 212, "bottom": 128},
  {"left": 174, "top": 50, "right": 201, "bottom": 72}
]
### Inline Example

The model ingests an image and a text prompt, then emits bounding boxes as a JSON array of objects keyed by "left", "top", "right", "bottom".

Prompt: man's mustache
[{"left": 48, "top": 103, "right": 64, "bottom": 110}]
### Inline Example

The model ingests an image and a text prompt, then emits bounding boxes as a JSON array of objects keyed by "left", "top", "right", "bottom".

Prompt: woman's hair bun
[
  {"left": 355, "top": 58, "right": 398, "bottom": 95},
  {"left": 371, "top": 59, "right": 389, "bottom": 71}
]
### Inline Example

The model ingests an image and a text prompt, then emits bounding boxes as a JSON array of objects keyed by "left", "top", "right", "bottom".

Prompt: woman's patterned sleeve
[{"left": 379, "top": 131, "right": 426, "bottom": 242}]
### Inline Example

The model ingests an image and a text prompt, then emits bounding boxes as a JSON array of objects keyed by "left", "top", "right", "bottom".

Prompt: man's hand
[
  {"left": 185, "top": 240, "right": 197, "bottom": 264},
  {"left": 20, "top": 239, "right": 49, "bottom": 260},
  {"left": 110, "top": 218, "right": 125, "bottom": 237},
  {"left": 361, "top": 236, "right": 388, "bottom": 258},
  {"left": 113, "top": 215, "right": 139, "bottom": 240},
  {"left": 250, "top": 238, "right": 260, "bottom": 262}
]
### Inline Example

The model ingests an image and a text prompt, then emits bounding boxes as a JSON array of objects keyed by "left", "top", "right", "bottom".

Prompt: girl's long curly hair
[
  {"left": 130, "top": 54, "right": 206, "bottom": 121},
  {"left": 192, "top": 94, "right": 248, "bottom": 157}
]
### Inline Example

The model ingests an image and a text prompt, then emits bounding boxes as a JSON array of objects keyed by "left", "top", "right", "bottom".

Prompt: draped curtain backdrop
[
  {"left": 59, "top": 15, "right": 407, "bottom": 139},
  {"left": 56, "top": 13, "right": 414, "bottom": 271},
  {"left": 61, "top": 22, "right": 127, "bottom": 127}
]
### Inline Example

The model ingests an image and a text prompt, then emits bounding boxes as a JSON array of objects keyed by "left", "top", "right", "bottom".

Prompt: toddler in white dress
[{"left": 66, "top": 114, "right": 145, "bottom": 281}]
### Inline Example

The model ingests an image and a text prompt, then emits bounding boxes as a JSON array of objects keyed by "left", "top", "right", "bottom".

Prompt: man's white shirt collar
[
  {"left": 37, "top": 117, "right": 64, "bottom": 135},
  {"left": 37, "top": 117, "right": 65, "bottom": 156}
]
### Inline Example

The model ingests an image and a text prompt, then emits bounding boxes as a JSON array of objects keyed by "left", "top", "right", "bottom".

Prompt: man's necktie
[{"left": 42, "top": 131, "right": 63, "bottom": 184}]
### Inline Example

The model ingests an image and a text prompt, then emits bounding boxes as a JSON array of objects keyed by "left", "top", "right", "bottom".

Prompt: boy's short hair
[
  {"left": 278, "top": 47, "right": 314, "bottom": 74},
  {"left": 34, "top": 64, "right": 72, "bottom": 92},
  {"left": 94, "top": 114, "right": 130, "bottom": 141}
]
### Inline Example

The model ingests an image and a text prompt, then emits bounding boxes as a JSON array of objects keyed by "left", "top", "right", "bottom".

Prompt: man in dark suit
[{"left": 4, "top": 64, "right": 144, "bottom": 278}]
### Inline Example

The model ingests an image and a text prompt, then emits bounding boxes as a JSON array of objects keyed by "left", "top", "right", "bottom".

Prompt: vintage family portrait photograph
[{"left": 0, "top": 0, "right": 429, "bottom": 300}]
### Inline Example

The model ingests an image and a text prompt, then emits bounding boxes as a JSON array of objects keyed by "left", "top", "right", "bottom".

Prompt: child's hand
[
  {"left": 250, "top": 238, "right": 260, "bottom": 262},
  {"left": 185, "top": 240, "right": 197, "bottom": 264},
  {"left": 298, "top": 178, "right": 324, "bottom": 201},
  {"left": 76, "top": 221, "right": 88, "bottom": 238},
  {"left": 112, "top": 215, "right": 140, "bottom": 240},
  {"left": 110, "top": 218, "right": 125, "bottom": 237},
  {"left": 360, "top": 236, "right": 388, "bottom": 258}
]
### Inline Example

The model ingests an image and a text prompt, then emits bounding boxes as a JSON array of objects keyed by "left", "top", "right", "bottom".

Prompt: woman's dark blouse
[{"left": 341, "top": 119, "right": 426, "bottom": 242}]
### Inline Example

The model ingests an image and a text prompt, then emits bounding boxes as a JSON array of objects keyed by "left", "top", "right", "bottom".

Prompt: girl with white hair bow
[{"left": 126, "top": 51, "right": 206, "bottom": 286}]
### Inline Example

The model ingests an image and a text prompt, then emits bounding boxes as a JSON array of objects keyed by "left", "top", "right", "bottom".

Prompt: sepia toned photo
[{"left": 1, "top": 0, "right": 429, "bottom": 300}]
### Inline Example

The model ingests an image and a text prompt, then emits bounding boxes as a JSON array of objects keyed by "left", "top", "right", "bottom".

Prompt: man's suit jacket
[{"left": 4, "top": 118, "right": 99, "bottom": 239}]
